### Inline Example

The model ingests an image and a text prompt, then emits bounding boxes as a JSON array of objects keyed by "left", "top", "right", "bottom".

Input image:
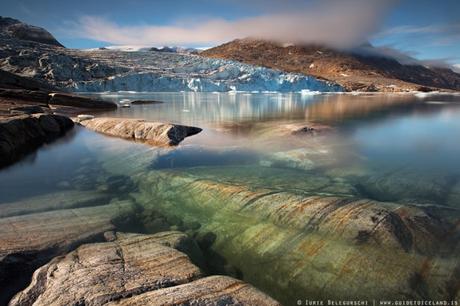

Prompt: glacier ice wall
[
  {"left": 71, "top": 54, "right": 343, "bottom": 93},
  {"left": 0, "top": 37, "right": 342, "bottom": 93}
]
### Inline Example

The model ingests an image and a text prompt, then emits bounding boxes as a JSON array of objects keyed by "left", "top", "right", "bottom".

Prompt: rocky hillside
[
  {"left": 0, "top": 17, "right": 341, "bottom": 93},
  {"left": 201, "top": 39, "right": 460, "bottom": 92},
  {"left": 0, "top": 16, "right": 64, "bottom": 47},
  {"left": 0, "top": 37, "right": 342, "bottom": 92}
]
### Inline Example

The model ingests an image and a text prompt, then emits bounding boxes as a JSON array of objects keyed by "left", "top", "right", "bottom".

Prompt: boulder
[
  {"left": 10, "top": 232, "right": 279, "bottom": 306},
  {"left": 0, "top": 113, "right": 74, "bottom": 168},
  {"left": 79, "top": 117, "right": 202, "bottom": 146},
  {"left": 9, "top": 232, "right": 203, "bottom": 306},
  {"left": 0, "top": 201, "right": 136, "bottom": 304},
  {"left": 48, "top": 93, "right": 117, "bottom": 110}
]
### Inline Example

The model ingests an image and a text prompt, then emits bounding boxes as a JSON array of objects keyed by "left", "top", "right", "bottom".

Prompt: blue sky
[{"left": 1, "top": 0, "right": 459, "bottom": 68}]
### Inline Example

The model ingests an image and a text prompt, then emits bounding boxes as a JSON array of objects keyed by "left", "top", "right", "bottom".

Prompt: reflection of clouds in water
[{"left": 88, "top": 92, "right": 321, "bottom": 127}]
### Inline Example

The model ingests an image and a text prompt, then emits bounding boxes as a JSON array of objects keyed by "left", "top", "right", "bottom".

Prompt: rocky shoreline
[
  {"left": 0, "top": 81, "right": 117, "bottom": 168},
  {"left": 0, "top": 192, "right": 279, "bottom": 305}
]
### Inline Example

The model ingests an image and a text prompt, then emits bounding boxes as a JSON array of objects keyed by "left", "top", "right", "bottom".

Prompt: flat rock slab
[
  {"left": 0, "top": 113, "right": 74, "bottom": 168},
  {"left": 0, "top": 89, "right": 50, "bottom": 104},
  {"left": 130, "top": 100, "right": 163, "bottom": 105},
  {"left": 0, "top": 190, "right": 111, "bottom": 218},
  {"left": 107, "top": 275, "right": 280, "bottom": 306},
  {"left": 10, "top": 232, "right": 279, "bottom": 306},
  {"left": 79, "top": 117, "right": 202, "bottom": 146},
  {"left": 48, "top": 93, "right": 117, "bottom": 110},
  {"left": 0, "top": 201, "right": 134, "bottom": 260},
  {"left": 10, "top": 232, "right": 203, "bottom": 306},
  {"left": 0, "top": 201, "right": 135, "bottom": 304}
]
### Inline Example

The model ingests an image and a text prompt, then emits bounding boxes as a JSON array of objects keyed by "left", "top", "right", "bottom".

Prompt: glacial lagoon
[{"left": 1, "top": 92, "right": 460, "bottom": 304}]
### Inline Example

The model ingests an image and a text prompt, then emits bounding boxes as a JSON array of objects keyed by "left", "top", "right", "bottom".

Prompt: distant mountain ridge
[
  {"left": 0, "top": 16, "right": 64, "bottom": 47},
  {"left": 201, "top": 39, "right": 460, "bottom": 92},
  {"left": 85, "top": 45, "right": 200, "bottom": 54},
  {"left": 0, "top": 18, "right": 341, "bottom": 93}
]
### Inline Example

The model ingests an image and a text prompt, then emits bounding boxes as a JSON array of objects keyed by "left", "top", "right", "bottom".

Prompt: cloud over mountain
[{"left": 68, "top": 0, "right": 396, "bottom": 48}]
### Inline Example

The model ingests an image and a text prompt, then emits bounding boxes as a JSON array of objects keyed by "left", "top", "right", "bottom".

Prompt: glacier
[
  {"left": 0, "top": 37, "right": 343, "bottom": 93},
  {"left": 72, "top": 52, "right": 343, "bottom": 92}
]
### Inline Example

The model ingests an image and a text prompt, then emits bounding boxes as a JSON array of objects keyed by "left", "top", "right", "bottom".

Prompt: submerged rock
[
  {"left": 355, "top": 170, "right": 455, "bottom": 205},
  {"left": 10, "top": 232, "right": 279, "bottom": 306},
  {"left": 78, "top": 117, "right": 202, "bottom": 146},
  {"left": 0, "top": 113, "right": 74, "bottom": 168},
  {"left": 447, "top": 181, "right": 460, "bottom": 207},
  {"left": 133, "top": 170, "right": 460, "bottom": 304},
  {"left": 0, "top": 190, "right": 111, "bottom": 218}
]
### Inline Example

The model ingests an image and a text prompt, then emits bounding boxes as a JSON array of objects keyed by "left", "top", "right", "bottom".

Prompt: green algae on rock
[{"left": 131, "top": 169, "right": 460, "bottom": 304}]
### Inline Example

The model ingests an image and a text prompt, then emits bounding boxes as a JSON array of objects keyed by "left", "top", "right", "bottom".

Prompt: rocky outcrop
[
  {"left": 78, "top": 117, "right": 202, "bottom": 146},
  {"left": 48, "top": 93, "right": 117, "bottom": 110},
  {"left": 0, "top": 201, "right": 136, "bottom": 304},
  {"left": 0, "top": 88, "right": 118, "bottom": 115},
  {"left": 0, "top": 69, "right": 57, "bottom": 91},
  {"left": 0, "top": 113, "right": 74, "bottom": 168},
  {"left": 133, "top": 170, "right": 460, "bottom": 304},
  {"left": 201, "top": 38, "right": 460, "bottom": 92},
  {"left": 108, "top": 276, "right": 280, "bottom": 306},
  {"left": 10, "top": 232, "right": 279, "bottom": 306},
  {"left": 0, "top": 88, "right": 50, "bottom": 104},
  {"left": 0, "top": 16, "right": 64, "bottom": 47},
  {"left": 10, "top": 232, "right": 203, "bottom": 306}
]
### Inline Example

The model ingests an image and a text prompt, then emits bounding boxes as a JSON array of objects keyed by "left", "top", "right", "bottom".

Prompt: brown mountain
[{"left": 201, "top": 39, "right": 460, "bottom": 92}]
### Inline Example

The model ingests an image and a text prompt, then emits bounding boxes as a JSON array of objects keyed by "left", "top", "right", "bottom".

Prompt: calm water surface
[
  {"left": 2, "top": 92, "right": 459, "bottom": 204},
  {"left": 1, "top": 92, "right": 460, "bottom": 303}
]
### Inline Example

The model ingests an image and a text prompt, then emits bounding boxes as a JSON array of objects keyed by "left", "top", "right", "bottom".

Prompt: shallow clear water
[{"left": 1, "top": 92, "right": 460, "bottom": 303}]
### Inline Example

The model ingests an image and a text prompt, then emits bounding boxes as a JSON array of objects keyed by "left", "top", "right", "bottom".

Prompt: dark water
[{"left": 1, "top": 92, "right": 460, "bottom": 303}]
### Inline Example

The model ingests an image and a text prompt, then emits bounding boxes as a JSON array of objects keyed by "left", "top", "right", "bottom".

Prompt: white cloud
[
  {"left": 453, "top": 64, "right": 460, "bottom": 73},
  {"left": 67, "top": 0, "right": 396, "bottom": 48},
  {"left": 376, "top": 23, "right": 460, "bottom": 46}
]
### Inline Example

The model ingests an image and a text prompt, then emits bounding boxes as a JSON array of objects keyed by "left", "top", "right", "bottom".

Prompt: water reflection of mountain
[
  {"left": 304, "top": 94, "right": 460, "bottom": 126},
  {"left": 91, "top": 92, "right": 460, "bottom": 130}
]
